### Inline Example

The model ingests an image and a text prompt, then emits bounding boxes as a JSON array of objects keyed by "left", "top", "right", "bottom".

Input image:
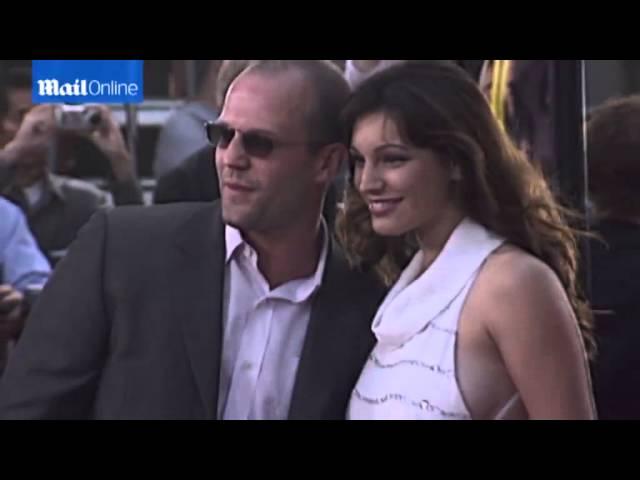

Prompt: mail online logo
[{"left": 32, "top": 60, "right": 144, "bottom": 104}]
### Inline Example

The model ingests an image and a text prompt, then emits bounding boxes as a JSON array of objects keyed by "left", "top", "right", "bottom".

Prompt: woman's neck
[{"left": 417, "top": 209, "right": 466, "bottom": 273}]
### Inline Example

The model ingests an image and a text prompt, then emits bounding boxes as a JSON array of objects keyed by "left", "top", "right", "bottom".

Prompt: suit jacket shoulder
[{"left": 287, "top": 239, "right": 387, "bottom": 419}]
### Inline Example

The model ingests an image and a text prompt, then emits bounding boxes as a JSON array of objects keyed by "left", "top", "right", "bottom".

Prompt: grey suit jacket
[{"left": 0, "top": 202, "right": 385, "bottom": 419}]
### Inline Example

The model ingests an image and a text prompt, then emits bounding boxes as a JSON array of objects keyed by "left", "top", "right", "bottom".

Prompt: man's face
[
  {"left": 0, "top": 87, "right": 32, "bottom": 147},
  {"left": 215, "top": 70, "right": 323, "bottom": 235}
]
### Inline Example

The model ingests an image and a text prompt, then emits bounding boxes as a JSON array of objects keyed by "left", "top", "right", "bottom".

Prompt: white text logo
[{"left": 37, "top": 79, "right": 139, "bottom": 97}]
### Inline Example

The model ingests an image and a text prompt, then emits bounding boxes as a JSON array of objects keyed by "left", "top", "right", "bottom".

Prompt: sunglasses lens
[
  {"left": 242, "top": 133, "right": 275, "bottom": 158},
  {"left": 206, "top": 123, "right": 235, "bottom": 148},
  {"left": 206, "top": 123, "right": 276, "bottom": 157}
]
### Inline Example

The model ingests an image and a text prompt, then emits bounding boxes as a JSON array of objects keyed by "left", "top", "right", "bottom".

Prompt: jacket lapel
[
  {"left": 288, "top": 243, "right": 382, "bottom": 419},
  {"left": 172, "top": 202, "right": 225, "bottom": 419}
]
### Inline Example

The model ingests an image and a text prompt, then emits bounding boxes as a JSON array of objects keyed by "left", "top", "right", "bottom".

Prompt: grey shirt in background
[{"left": 2, "top": 173, "right": 142, "bottom": 264}]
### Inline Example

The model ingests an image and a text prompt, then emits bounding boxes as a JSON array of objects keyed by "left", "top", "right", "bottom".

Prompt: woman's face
[{"left": 350, "top": 112, "right": 459, "bottom": 238}]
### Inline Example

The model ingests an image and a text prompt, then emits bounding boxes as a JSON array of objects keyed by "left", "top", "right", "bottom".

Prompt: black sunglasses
[{"left": 205, "top": 121, "right": 326, "bottom": 158}]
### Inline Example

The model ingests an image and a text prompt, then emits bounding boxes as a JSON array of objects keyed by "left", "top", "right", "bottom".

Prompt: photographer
[{"left": 0, "top": 103, "right": 143, "bottom": 263}]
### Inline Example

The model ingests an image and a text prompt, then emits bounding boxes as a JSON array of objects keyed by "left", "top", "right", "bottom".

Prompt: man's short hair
[
  {"left": 216, "top": 60, "right": 253, "bottom": 110},
  {"left": 243, "top": 60, "right": 351, "bottom": 147}
]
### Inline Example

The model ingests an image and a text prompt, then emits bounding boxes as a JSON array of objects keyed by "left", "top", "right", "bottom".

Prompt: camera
[{"left": 54, "top": 105, "right": 102, "bottom": 132}]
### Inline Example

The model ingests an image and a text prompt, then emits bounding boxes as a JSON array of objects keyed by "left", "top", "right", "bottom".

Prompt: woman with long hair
[{"left": 338, "top": 61, "right": 595, "bottom": 420}]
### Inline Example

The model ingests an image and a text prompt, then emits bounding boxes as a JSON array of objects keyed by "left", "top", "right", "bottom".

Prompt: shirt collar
[
  {"left": 224, "top": 224, "right": 245, "bottom": 264},
  {"left": 224, "top": 220, "right": 330, "bottom": 303}
]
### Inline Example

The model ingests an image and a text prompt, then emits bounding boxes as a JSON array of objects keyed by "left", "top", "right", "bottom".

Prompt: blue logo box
[{"left": 32, "top": 60, "right": 144, "bottom": 104}]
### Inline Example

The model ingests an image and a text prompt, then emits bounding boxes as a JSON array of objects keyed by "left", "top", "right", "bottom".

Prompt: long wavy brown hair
[{"left": 336, "top": 61, "right": 594, "bottom": 355}]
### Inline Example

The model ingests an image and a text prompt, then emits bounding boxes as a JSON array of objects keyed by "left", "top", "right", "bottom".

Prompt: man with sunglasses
[
  {"left": 153, "top": 59, "right": 340, "bottom": 227},
  {"left": 0, "top": 60, "right": 386, "bottom": 420}
]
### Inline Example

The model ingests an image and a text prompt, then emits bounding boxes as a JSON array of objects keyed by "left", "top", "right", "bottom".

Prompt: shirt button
[{"left": 241, "top": 361, "right": 253, "bottom": 371}]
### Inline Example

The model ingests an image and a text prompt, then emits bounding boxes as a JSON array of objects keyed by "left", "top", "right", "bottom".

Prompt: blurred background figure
[
  {"left": 344, "top": 60, "right": 406, "bottom": 89},
  {"left": 479, "top": 60, "right": 557, "bottom": 188},
  {"left": 345, "top": 61, "right": 483, "bottom": 91},
  {"left": 0, "top": 196, "right": 50, "bottom": 371},
  {"left": 153, "top": 60, "right": 252, "bottom": 205},
  {"left": 587, "top": 95, "right": 640, "bottom": 419},
  {"left": 0, "top": 67, "right": 32, "bottom": 149},
  {"left": 0, "top": 82, "right": 142, "bottom": 264},
  {"left": 152, "top": 60, "right": 222, "bottom": 178}
]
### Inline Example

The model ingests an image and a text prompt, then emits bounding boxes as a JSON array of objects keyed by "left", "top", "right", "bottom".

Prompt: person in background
[
  {"left": 0, "top": 196, "right": 50, "bottom": 371},
  {"left": 153, "top": 60, "right": 222, "bottom": 179},
  {"left": 0, "top": 67, "right": 32, "bottom": 149},
  {"left": 0, "top": 103, "right": 143, "bottom": 264},
  {"left": 587, "top": 95, "right": 640, "bottom": 419},
  {"left": 344, "top": 61, "right": 406, "bottom": 89},
  {"left": 153, "top": 60, "right": 252, "bottom": 206},
  {"left": 478, "top": 60, "right": 557, "bottom": 188}
]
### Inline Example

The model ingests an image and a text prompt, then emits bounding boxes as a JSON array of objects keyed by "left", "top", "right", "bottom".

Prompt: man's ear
[{"left": 314, "top": 143, "right": 347, "bottom": 185}]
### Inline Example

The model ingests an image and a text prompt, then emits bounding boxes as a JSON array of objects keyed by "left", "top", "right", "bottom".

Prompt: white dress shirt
[{"left": 218, "top": 223, "right": 329, "bottom": 420}]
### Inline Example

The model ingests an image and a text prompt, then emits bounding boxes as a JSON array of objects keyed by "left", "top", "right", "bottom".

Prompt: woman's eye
[{"left": 383, "top": 154, "right": 410, "bottom": 164}]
